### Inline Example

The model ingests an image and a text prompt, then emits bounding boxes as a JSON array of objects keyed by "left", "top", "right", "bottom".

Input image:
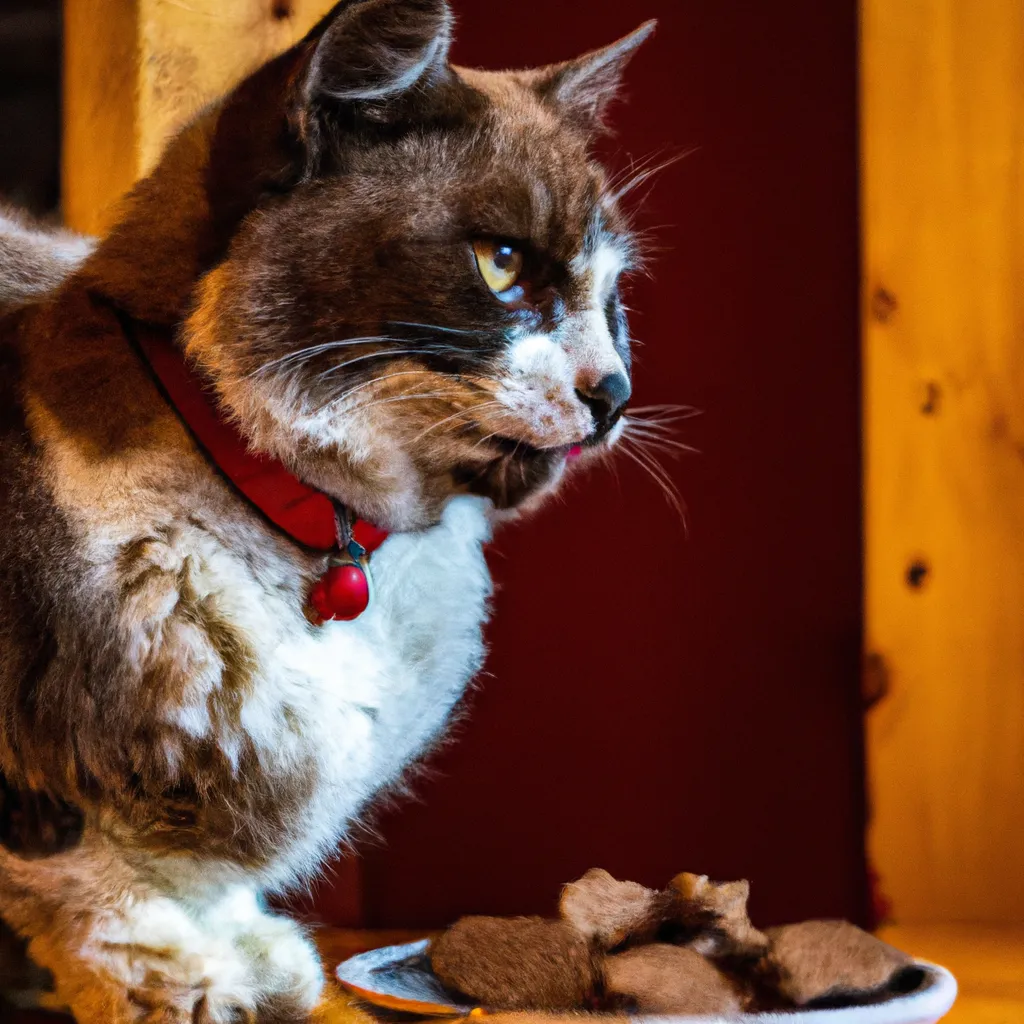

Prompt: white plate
[{"left": 335, "top": 938, "right": 958, "bottom": 1022}]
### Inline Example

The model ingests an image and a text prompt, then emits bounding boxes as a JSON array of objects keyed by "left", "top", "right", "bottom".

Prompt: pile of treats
[{"left": 429, "top": 869, "right": 922, "bottom": 1015}]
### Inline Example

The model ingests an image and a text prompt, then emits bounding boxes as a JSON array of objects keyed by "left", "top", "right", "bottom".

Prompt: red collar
[{"left": 130, "top": 322, "right": 388, "bottom": 624}]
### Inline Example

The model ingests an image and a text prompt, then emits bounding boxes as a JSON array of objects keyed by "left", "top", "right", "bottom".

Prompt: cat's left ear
[
  {"left": 293, "top": 0, "right": 454, "bottom": 139},
  {"left": 529, "top": 21, "right": 656, "bottom": 136}
]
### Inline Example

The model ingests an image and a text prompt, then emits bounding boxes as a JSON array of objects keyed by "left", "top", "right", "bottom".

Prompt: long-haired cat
[{"left": 0, "top": 1, "right": 655, "bottom": 1020}]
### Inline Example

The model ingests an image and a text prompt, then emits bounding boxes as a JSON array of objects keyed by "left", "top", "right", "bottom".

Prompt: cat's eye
[{"left": 473, "top": 240, "right": 524, "bottom": 296}]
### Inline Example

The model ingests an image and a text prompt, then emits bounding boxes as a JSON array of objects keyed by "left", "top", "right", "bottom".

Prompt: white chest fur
[{"left": 247, "top": 495, "right": 493, "bottom": 887}]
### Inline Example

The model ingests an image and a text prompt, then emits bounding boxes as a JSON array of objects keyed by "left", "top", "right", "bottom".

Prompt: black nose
[{"left": 575, "top": 372, "right": 632, "bottom": 434}]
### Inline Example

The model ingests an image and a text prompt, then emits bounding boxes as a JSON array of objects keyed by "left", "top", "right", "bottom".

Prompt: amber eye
[{"left": 473, "top": 239, "right": 524, "bottom": 295}]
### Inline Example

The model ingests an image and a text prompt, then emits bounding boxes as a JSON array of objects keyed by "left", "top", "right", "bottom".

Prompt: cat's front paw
[
  {"left": 126, "top": 979, "right": 255, "bottom": 1024},
  {"left": 233, "top": 909, "right": 324, "bottom": 1017},
  {"left": 27, "top": 898, "right": 260, "bottom": 1024},
  {"left": 197, "top": 886, "right": 324, "bottom": 1018}
]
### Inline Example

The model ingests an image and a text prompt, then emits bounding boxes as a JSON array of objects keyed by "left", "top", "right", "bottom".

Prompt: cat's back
[{"left": 0, "top": 207, "right": 93, "bottom": 312}]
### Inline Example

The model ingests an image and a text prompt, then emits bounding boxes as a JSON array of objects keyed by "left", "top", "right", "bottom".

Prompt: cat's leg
[{"left": 0, "top": 833, "right": 262, "bottom": 1024}]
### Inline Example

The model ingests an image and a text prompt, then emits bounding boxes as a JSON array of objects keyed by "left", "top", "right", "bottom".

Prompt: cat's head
[{"left": 101, "top": 0, "right": 656, "bottom": 530}]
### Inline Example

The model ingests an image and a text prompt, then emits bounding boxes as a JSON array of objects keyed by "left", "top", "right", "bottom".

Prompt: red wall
[{"left": 322, "top": 0, "right": 866, "bottom": 930}]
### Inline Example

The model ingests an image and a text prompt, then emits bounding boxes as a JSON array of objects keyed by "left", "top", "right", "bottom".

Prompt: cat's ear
[
  {"left": 529, "top": 21, "right": 656, "bottom": 136},
  {"left": 294, "top": 0, "right": 453, "bottom": 132}
]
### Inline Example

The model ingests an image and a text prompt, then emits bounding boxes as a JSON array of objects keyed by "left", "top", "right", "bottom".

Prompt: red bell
[
  {"left": 308, "top": 563, "right": 370, "bottom": 623},
  {"left": 325, "top": 563, "right": 370, "bottom": 620}
]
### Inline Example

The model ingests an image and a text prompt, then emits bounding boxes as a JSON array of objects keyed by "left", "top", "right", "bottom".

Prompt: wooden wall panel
[
  {"left": 63, "top": 0, "right": 138, "bottom": 235},
  {"left": 63, "top": 0, "right": 334, "bottom": 235},
  {"left": 863, "top": 0, "right": 1024, "bottom": 924}
]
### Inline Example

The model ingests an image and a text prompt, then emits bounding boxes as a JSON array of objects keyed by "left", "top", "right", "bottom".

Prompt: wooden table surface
[
  {"left": 879, "top": 925, "right": 1024, "bottom": 1024},
  {"left": 8, "top": 925, "right": 1023, "bottom": 1023}
]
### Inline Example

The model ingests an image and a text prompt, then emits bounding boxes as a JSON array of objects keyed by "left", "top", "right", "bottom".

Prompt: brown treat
[
  {"left": 765, "top": 920, "right": 913, "bottom": 1006},
  {"left": 559, "top": 868, "right": 665, "bottom": 949},
  {"left": 604, "top": 944, "right": 748, "bottom": 1015},
  {"left": 667, "top": 872, "right": 769, "bottom": 959},
  {"left": 430, "top": 916, "right": 599, "bottom": 1011}
]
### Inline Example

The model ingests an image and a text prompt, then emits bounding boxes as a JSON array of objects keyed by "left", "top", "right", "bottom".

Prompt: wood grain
[
  {"left": 862, "top": 0, "right": 1024, "bottom": 924},
  {"left": 62, "top": 0, "right": 336, "bottom": 235},
  {"left": 63, "top": 0, "right": 138, "bottom": 235},
  {"left": 880, "top": 925, "right": 1024, "bottom": 1024}
]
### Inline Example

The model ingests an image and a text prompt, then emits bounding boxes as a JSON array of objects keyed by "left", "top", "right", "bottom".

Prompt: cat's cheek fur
[{"left": 186, "top": 267, "right": 466, "bottom": 531}]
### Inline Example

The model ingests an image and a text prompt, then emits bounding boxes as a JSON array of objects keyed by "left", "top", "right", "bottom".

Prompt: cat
[{"left": 0, "top": 1, "right": 654, "bottom": 1020}]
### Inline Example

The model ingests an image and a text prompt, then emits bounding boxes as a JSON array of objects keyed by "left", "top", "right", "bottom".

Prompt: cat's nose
[{"left": 575, "top": 372, "right": 631, "bottom": 434}]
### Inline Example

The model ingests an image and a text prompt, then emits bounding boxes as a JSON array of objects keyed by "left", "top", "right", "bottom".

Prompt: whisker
[
  {"left": 625, "top": 420, "right": 687, "bottom": 438},
  {"left": 610, "top": 147, "right": 698, "bottom": 205},
  {"left": 323, "top": 369, "right": 435, "bottom": 408},
  {"left": 471, "top": 429, "right": 503, "bottom": 451},
  {"left": 606, "top": 148, "right": 672, "bottom": 194},
  {"left": 623, "top": 436, "right": 685, "bottom": 485},
  {"left": 617, "top": 439, "right": 687, "bottom": 524},
  {"left": 626, "top": 423, "right": 693, "bottom": 441},
  {"left": 625, "top": 431, "right": 699, "bottom": 457},
  {"left": 313, "top": 349, "right": 439, "bottom": 381},
  {"left": 627, "top": 403, "right": 701, "bottom": 422},
  {"left": 251, "top": 335, "right": 484, "bottom": 382},
  {"left": 314, "top": 342, "right": 492, "bottom": 383},
  {"left": 411, "top": 401, "right": 504, "bottom": 443},
  {"left": 246, "top": 337, "right": 408, "bottom": 379},
  {"left": 349, "top": 390, "right": 467, "bottom": 414},
  {"left": 625, "top": 413, "right": 699, "bottom": 434},
  {"left": 386, "top": 321, "right": 489, "bottom": 339}
]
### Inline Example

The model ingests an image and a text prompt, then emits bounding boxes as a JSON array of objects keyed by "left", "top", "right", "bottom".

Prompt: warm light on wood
[
  {"left": 62, "top": 0, "right": 336, "bottom": 235},
  {"left": 863, "top": 0, "right": 1024, "bottom": 924},
  {"left": 880, "top": 925, "right": 1024, "bottom": 1023}
]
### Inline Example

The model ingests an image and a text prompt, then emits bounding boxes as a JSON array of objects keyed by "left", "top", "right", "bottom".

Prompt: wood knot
[
  {"left": 871, "top": 287, "right": 899, "bottom": 324},
  {"left": 905, "top": 559, "right": 930, "bottom": 590},
  {"left": 271, "top": 0, "right": 293, "bottom": 19}
]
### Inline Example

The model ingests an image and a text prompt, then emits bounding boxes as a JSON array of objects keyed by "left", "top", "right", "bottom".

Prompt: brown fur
[
  {"left": 765, "top": 920, "right": 914, "bottom": 1006},
  {"left": 0, "top": 208, "right": 92, "bottom": 310},
  {"left": 558, "top": 867, "right": 666, "bottom": 950},
  {"left": 667, "top": 872, "right": 770, "bottom": 960},
  {"left": 604, "top": 944, "right": 748, "bottom": 1015},
  {"left": 431, "top": 917, "right": 600, "bottom": 1010}
]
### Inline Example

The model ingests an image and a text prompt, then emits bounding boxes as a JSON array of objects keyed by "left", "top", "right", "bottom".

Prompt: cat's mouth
[
  {"left": 455, "top": 421, "right": 621, "bottom": 510},
  {"left": 489, "top": 435, "right": 575, "bottom": 460},
  {"left": 487, "top": 417, "right": 621, "bottom": 461},
  {"left": 451, "top": 434, "right": 567, "bottom": 509}
]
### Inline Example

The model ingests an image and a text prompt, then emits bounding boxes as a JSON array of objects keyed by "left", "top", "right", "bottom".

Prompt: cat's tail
[{"left": 0, "top": 205, "right": 94, "bottom": 311}]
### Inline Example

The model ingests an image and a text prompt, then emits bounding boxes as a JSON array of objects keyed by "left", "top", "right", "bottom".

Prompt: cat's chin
[
  {"left": 459, "top": 424, "right": 622, "bottom": 517},
  {"left": 459, "top": 445, "right": 568, "bottom": 512}
]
